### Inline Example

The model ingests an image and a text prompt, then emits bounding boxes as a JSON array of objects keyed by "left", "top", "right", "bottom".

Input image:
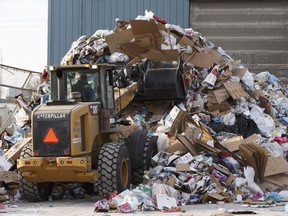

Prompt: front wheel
[
  {"left": 18, "top": 143, "right": 54, "bottom": 201},
  {"left": 97, "top": 143, "right": 131, "bottom": 198}
]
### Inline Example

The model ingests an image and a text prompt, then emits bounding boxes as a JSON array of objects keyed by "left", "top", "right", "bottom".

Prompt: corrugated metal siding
[
  {"left": 190, "top": 0, "right": 288, "bottom": 82},
  {"left": 48, "top": 0, "right": 189, "bottom": 65}
]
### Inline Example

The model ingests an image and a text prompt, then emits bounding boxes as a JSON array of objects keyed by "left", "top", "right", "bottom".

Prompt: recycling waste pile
[{"left": 1, "top": 10, "right": 288, "bottom": 213}]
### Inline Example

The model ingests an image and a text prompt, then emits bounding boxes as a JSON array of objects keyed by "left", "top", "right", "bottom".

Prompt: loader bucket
[{"left": 136, "top": 61, "right": 186, "bottom": 101}]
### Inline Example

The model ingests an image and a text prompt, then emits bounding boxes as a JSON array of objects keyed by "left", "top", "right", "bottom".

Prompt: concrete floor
[{"left": 2, "top": 197, "right": 286, "bottom": 216}]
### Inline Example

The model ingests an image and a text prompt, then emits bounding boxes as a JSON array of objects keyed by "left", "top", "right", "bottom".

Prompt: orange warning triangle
[{"left": 43, "top": 128, "right": 59, "bottom": 143}]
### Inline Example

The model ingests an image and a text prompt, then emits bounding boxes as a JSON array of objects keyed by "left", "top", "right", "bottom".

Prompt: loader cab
[{"left": 48, "top": 64, "right": 116, "bottom": 112}]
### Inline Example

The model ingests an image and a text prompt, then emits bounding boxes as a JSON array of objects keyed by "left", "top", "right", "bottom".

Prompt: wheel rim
[{"left": 120, "top": 159, "right": 129, "bottom": 187}]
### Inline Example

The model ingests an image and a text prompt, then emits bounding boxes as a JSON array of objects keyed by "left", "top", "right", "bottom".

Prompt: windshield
[{"left": 50, "top": 69, "right": 100, "bottom": 102}]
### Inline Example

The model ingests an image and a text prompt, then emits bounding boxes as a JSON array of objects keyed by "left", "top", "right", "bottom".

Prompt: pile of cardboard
[
  {"left": 61, "top": 10, "right": 222, "bottom": 69},
  {"left": 1, "top": 10, "right": 288, "bottom": 207}
]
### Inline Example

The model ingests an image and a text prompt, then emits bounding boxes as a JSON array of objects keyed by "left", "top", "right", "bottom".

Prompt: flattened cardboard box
[
  {"left": 185, "top": 127, "right": 202, "bottom": 142},
  {"left": 212, "top": 86, "right": 231, "bottom": 104},
  {"left": 207, "top": 101, "right": 231, "bottom": 117},
  {"left": 220, "top": 136, "right": 245, "bottom": 152},
  {"left": 3, "top": 137, "right": 32, "bottom": 161},
  {"left": 119, "top": 124, "right": 139, "bottom": 138},
  {"left": 264, "top": 173, "right": 288, "bottom": 186},
  {"left": 162, "top": 174, "right": 178, "bottom": 187},
  {"left": 182, "top": 49, "right": 223, "bottom": 68},
  {"left": 264, "top": 156, "right": 288, "bottom": 177},
  {"left": 176, "top": 163, "right": 191, "bottom": 172},
  {"left": 177, "top": 135, "right": 199, "bottom": 156},
  {"left": 208, "top": 163, "right": 236, "bottom": 186},
  {"left": 165, "top": 106, "right": 187, "bottom": 136},
  {"left": 105, "top": 28, "right": 133, "bottom": 53},
  {"left": 245, "top": 133, "right": 261, "bottom": 144},
  {"left": 130, "top": 19, "right": 161, "bottom": 47},
  {"left": 208, "top": 163, "right": 230, "bottom": 176},
  {"left": 239, "top": 143, "right": 269, "bottom": 182},
  {"left": 232, "top": 68, "right": 247, "bottom": 79},
  {"left": 208, "top": 193, "right": 226, "bottom": 201},
  {"left": 0, "top": 171, "right": 18, "bottom": 184},
  {"left": 223, "top": 82, "right": 248, "bottom": 100},
  {"left": 165, "top": 139, "right": 189, "bottom": 154},
  {"left": 105, "top": 19, "right": 179, "bottom": 61}
]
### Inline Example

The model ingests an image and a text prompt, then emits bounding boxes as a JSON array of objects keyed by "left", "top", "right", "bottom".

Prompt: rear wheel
[
  {"left": 125, "top": 131, "right": 158, "bottom": 184},
  {"left": 97, "top": 143, "right": 131, "bottom": 198},
  {"left": 18, "top": 143, "right": 54, "bottom": 201}
]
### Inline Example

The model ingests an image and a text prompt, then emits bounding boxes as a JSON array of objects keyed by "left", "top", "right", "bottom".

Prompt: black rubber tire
[
  {"left": 131, "top": 168, "right": 146, "bottom": 185},
  {"left": 18, "top": 143, "right": 54, "bottom": 202},
  {"left": 97, "top": 143, "right": 131, "bottom": 198},
  {"left": 125, "top": 131, "right": 158, "bottom": 185}
]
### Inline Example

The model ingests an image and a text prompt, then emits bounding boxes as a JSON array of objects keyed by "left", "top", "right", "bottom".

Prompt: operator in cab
[{"left": 72, "top": 74, "right": 94, "bottom": 102}]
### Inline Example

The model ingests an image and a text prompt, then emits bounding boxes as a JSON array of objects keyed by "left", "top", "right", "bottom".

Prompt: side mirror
[{"left": 56, "top": 68, "right": 63, "bottom": 78}]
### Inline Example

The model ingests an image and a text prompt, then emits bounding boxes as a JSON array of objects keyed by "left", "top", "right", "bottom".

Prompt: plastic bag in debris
[
  {"left": 217, "top": 47, "right": 233, "bottom": 60},
  {"left": 128, "top": 189, "right": 155, "bottom": 211},
  {"left": 241, "top": 69, "right": 254, "bottom": 91},
  {"left": 201, "top": 65, "right": 219, "bottom": 89},
  {"left": 118, "top": 202, "right": 134, "bottom": 213},
  {"left": 156, "top": 133, "right": 169, "bottom": 152},
  {"left": 250, "top": 104, "right": 275, "bottom": 137},
  {"left": 111, "top": 189, "right": 130, "bottom": 206},
  {"left": 261, "top": 141, "right": 283, "bottom": 157},
  {"left": 184, "top": 28, "right": 199, "bottom": 38},
  {"left": 165, "top": 23, "right": 186, "bottom": 35},
  {"left": 223, "top": 157, "right": 240, "bottom": 174},
  {"left": 188, "top": 94, "right": 204, "bottom": 111},
  {"left": 208, "top": 114, "right": 259, "bottom": 138},
  {"left": 93, "top": 29, "right": 112, "bottom": 38},
  {"left": 222, "top": 112, "right": 236, "bottom": 126},
  {"left": 233, "top": 98, "right": 250, "bottom": 116},
  {"left": 156, "top": 125, "right": 170, "bottom": 134},
  {"left": 129, "top": 189, "right": 153, "bottom": 204},
  {"left": 285, "top": 202, "right": 288, "bottom": 213},
  {"left": 152, "top": 183, "right": 179, "bottom": 201},
  {"left": 255, "top": 71, "right": 280, "bottom": 86},
  {"left": 14, "top": 108, "right": 30, "bottom": 128},
  {"left": 94, "top": 199, "right": 110, "bottom": 212},
  {"left": 123, "top": 196, "right": 139, "bottom": 212},
  {"left": 234, "top": 177, "right": 247, "bottom": 188},
  {"left": 160, "top": 30, "right": 178, "bottom": 50},
  {"left": 109, "top": 52, "right": 129, "bottom": 63},
  {"left": 243, "top": 166, "right": 264, "bottom": 196},
  {"left": 279, "top": 191, "right": 288, "bottom": 200},
  {"left": 265, "top": 192, "right": 281, "bottom": 202},
  {"left": 135, "top": 10, "right": 154, "bottom": 20},
  {"left": 148, "top": 165, "right": 164, "bottom": 178}
]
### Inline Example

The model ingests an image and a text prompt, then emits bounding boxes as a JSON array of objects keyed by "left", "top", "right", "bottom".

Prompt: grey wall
[
  {"left": 48, "top": 0, "right": 189, "bottom": 65},
  {"left": 190, "top": 0, "right": 288, "bottom": 82}
]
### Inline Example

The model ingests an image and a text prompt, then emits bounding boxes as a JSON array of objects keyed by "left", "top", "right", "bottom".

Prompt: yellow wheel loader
[{"left": 17, "top": 61, "right": 185, "bottom": 201}]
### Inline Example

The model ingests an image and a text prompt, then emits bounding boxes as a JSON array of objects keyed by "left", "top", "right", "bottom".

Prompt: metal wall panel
[
  {"left": 48, "top": 0, "right": 189, "bottom": 65},
  {"left": 190, "top": 0, "right": 288, "bottom": 82}
]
